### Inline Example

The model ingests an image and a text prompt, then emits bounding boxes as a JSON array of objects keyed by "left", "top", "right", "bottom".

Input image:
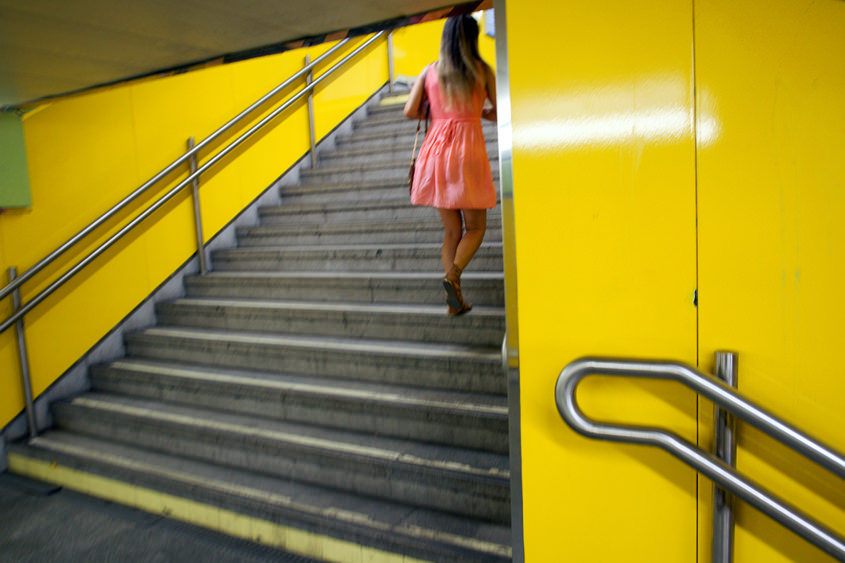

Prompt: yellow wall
[
  {"left": 696, "top": 0, "right": 845, "bottom": 561},
  {"left": 507, "top": 0, "right": 699, "bottom": 560},
  {"left": 392, "top": 20, "right": 443, "bottom": 80},
  {"left": 392, "top": 14, "right": 497, "bottom": 83},
  {"left": 0, "top": 37, "right": 390, "bottom": 430},
  {"left": 508, "top": 0, "right": 843, "bottom": 561},
  {"left": 478, "top": 11, "right": 497, "bottom": 74}
]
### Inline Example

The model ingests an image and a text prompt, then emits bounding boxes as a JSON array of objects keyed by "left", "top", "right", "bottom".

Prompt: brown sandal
[
  {"left": 447, "top": 303, "right": 473, "bottom": 316},
  {"left": 442, "top": 264, "right": 470, "bottom": 313}
]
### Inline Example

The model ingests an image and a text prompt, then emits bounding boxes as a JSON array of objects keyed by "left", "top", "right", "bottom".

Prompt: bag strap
[
  {"left": 410, "top": 64, "right": 432, "bottom": 166},
  {"left": 411, "top": 116, "right": 423, "bottom": 161}
]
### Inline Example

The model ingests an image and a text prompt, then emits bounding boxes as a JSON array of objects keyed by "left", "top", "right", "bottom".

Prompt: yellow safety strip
[{"left": 7, "top": 453, "right": 431, "bottom": 563}]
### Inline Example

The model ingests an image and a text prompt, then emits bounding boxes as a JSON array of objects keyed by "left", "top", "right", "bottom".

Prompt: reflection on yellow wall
[
  {"left": 513, "top": 77, "right": 719, "bottom": 151},
  {"left": 0, "top": 38, "right": 389, "bottom": 430},
  {"left": 696, "top": 0, "right": 845, "bottom": 561},
  {"left": 508, "top": 0, "right": 699, "bottom": 560}
]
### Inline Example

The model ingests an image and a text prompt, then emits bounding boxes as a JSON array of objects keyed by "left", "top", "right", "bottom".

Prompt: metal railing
[
  {"left": 555, "top": 355, "right": 845, "bottom": 562},
  {"left": 2, "top": 30, "right": 389, "bottom": 438}
]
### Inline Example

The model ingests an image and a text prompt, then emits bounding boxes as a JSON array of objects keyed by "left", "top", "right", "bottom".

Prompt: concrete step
[
  {"left": 52, "top": 394, "right": 511, "bottom": 522},
  {"left": 354, "top": 115, "right": 419, "bottom": 134},
  {"left": 123, "top": 327, "right": 506, "bottom": 395},
  {"left": 354, "top": 114, "right": 498, "bottom": 135},
  {"left": 336, "top": 128, "right": 498, "bottom": 149},
  {"left": 257, "top": 197, "right": 502, "bottom": 225},
  {"left": 352, "top": 120, "right": 499, "bottom": 143},
  {"left": 236, "top": 216, "right": 503, "bottom": 246},
  {"left": 299, "top": 159, "right": 500, "bottom": 185},
  {"left": 156, "top": 298, "right": 506, "bottom": 347},
  {"left": 363, "top": 109, "right": 497, "bottom": 126},
  {"left": 89, "top": 359, "right": 509, "bottom": 452},
  {"left": 184, "top": 271, "right": 505, "bottom": 307},
  {"left": 278, "top": 179, "right": 411, "bottom": 204},
  {"left": 278, "top": 178, "right": 501, "bottom": 206},
  {"left": 356, "top": 112, "right": 426, "bottom": 128},
  {"left": 319, "top": 141, "right": 499, "bottom": 167},
  {"left": 210, "top": 242, "right": 504, "bottom": 274},
  {"left": 366, "top": 102, "right": 407, "bottom": 117},
  {"left": 8, "top": 434, "right": 512, "bottom": 562},
  {"left": 258, "top": 196, "right": 441, "bottom": 225}
]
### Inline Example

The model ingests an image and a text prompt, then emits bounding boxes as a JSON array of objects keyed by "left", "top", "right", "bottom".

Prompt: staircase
[{"left": 6, "top": 90, "right": 510, "bottom": 562}]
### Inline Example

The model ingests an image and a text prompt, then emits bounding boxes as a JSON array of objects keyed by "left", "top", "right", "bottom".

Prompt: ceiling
[{"left": 0, "top": 0, "right": 460, "bottom": 109}]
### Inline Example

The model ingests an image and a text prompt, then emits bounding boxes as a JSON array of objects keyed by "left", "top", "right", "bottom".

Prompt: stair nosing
[
  {"left": 160, "top": 297, "right": 505, "bottom": 317},
  {"left": 211, "top": 243, "right": 504, "bottom": 258},
  {"left": 238, "top": 215, "right": 503, "bottom": 233},
  {"left": 213, "top": 241, "right": 503, "bottom": 253},
  {"left": 130, "top": 326, "right": 501, "bottom": 362},
  {"left": 192, "top": 271, "right": 505, "bottom": 280}
]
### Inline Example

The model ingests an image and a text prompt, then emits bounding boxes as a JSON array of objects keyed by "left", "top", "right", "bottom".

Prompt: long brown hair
[{"left": 437, "top": 15, "right": 485, "bottom": 108}]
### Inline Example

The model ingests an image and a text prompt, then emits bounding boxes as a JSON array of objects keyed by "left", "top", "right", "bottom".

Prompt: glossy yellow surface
[
  {"left": 392, "top": 15, "right": 496, "bottom": 83},
  {"left": 696, "top": 1, "right": 845, "bottom": 561},
  {"left": 392, "top": 20, "right": 443, "bottom": 80},
  {"left": 0, "top": 37, "right": 389, "bottom": 429},
  {"left": 508, "top": 1, "right": 699, "bottom": 560}
]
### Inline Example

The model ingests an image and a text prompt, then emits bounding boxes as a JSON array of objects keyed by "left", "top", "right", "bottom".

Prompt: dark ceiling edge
[{"left": 3, "top": 0, "right": 488, "bottom": 114}]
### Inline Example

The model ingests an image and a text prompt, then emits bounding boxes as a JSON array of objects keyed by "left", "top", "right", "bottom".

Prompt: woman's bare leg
[
  {"left": 453, "top": 209, "right": 487, "bottom": 271},
  {"left": 436, "top": 208, "right": 486, "bottom": 315},
  {"left": 437, "top": 208, "right": 463, "bottom": 274}
]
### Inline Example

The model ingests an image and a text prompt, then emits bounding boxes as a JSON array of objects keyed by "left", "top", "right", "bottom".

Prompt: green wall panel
[{"left": 0, "top": 112, "right": 32, "bottom": 208}]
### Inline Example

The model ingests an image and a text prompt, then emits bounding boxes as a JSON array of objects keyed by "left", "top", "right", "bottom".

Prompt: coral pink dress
[{"left": 410, "top": 64, "right": 496, "bottom": 210}]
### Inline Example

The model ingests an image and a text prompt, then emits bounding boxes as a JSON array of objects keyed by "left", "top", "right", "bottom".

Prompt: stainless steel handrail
[
  {"left": 712, "top": 352, "right": 739, "bottom": 563},
  {"left": 555, "top": 357, "right": 845, "bottom": 561},
  {"left": 0, "top": 31, "right": 384, "bottom": 337},
  {"left": 0, "top": 36, "right": 356, "bottom": 307}
]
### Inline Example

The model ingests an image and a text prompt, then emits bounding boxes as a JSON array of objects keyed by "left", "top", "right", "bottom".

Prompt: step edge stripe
[{"left": 5, "top": 452, "right": 444, "bottom": 562}]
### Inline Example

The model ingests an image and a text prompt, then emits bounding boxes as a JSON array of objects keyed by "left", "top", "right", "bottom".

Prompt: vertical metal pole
[
  {"left": 8, "top": 267, "right": 37, "bottom": 439},
  {"left": 186, "top": 137, "right": 208, "bottom": 274},
  {"left": 305, "top": 55, "right": 317, "bottom": 168},
  {"left": 713, "top": 351, "right": 738, "bottom": 563},
  {"left": 387, "top": 31, "right": 396, "bottom": 94}
]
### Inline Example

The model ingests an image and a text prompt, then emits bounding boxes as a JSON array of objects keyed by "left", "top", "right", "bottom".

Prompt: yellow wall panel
[
  {"left": 392, "top": 20, "right": 444, "bottom": 80},
  {"left": 507, "top": 0, "right": 698, "bottom": 560},
  {"left": 392, "top": 15, "right": 496, "bottom": 84},
  {"left": 696, "top": 0, "right": 845, "bottom": 561},
  {"left": 314, "top": 42, "right": 390, "bottom": 140},
  {"left": 478, "top": 12, "right": 496, "bottom": 71}
]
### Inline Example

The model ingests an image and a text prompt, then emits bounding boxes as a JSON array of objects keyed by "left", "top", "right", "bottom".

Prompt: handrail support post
[
  {"left": 186, "top": 138, "right": 208, "bottom": 275},
  {"left": 388, "top": 31, "right": 396, "bottom": 93},
  {"left": 305, "top": 55, "right": 317, "bottom": 168},
  {"left": 8, "top": 267, "right": 37, "bottom": 439},
  {"left": 713, "top": 351, "right": 738, "bottom": 563}
]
